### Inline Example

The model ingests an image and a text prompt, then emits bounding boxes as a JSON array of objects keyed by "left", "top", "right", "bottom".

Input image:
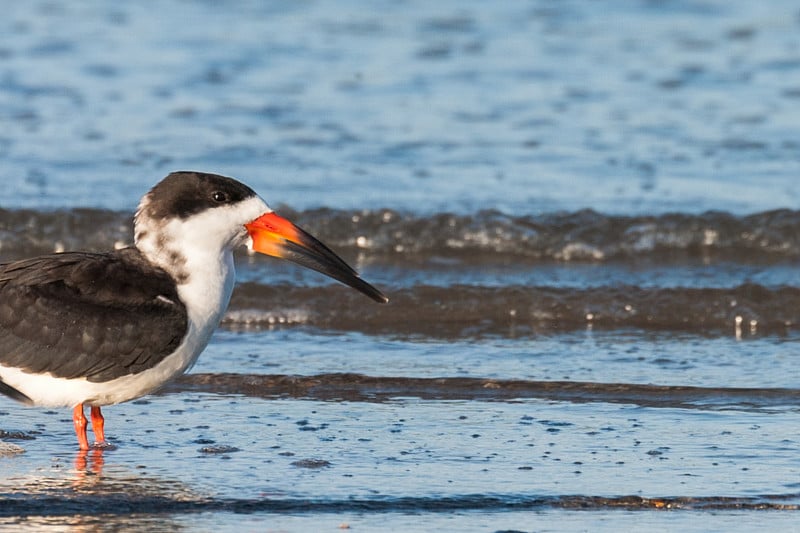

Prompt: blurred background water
[
  {"left": 1, "top": 1, "right": 799, "bottom": 531},
  {"left": 1, "top": 0, "right": 798, "bottom": 214}
]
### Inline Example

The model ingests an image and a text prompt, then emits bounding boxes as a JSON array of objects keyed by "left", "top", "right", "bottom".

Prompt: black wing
[
  {"left": 0, "top": 248, "right": 188, "bottom": 383},
  {"left": 0, "top": 379, "right": 30, "bottom": 404}
]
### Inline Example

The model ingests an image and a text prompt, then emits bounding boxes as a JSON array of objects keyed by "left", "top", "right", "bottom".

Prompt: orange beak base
[{"left": 245, "top": 212, "right": 388, "bottom": 303}]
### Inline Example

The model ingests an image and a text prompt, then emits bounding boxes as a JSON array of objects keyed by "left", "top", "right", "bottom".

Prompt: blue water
[
  {"left": 1, "top": 1, "right": 799, "bottom": 215},
  {"left": 2, "top": 1, "right": 800, "bottom": 531}
]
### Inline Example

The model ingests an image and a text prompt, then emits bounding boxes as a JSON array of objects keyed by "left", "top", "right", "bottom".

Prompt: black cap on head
[{"left": 143, "top": 171, "right": 257, "bottom": 220}]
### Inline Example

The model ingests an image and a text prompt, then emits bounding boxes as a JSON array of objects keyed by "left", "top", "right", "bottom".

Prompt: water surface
[{"left": 1, "top": 1, "right": 799, "bottom": 531}]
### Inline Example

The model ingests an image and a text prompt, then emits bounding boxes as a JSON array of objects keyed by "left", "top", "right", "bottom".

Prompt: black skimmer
[{"left": 0, "top": 171, "right": 387, "bottom": 450}]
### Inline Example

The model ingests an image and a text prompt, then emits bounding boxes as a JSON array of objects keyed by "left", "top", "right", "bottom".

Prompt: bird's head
[{"left": 135, "top": 171, "right": 388, "bottom": 303}]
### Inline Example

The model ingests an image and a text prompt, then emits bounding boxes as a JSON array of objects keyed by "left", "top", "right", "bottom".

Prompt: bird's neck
[{"left": 136, "top": 226, "right": 237, "bottom": 343}]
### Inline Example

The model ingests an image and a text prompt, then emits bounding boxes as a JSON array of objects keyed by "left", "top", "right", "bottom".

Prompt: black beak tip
[
  {"left": 374, "top": 292, "right": 389, "bottom": 304},
  {"left": 355, "top": 280, "right": 389, "bottom": 304}
]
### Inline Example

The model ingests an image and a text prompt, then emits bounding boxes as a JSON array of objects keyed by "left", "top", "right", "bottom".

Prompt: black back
[{"left": 0, "top": 248, "right": 188, "bottom": 384}]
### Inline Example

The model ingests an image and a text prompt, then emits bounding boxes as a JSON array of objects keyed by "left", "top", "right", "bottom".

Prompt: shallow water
[{"left": 1, "top": 0, "right": 800, "bottom": 531}]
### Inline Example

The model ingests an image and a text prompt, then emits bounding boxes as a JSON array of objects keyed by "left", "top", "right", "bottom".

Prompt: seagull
[{"left": 0, "top": 171, "right": 387, "bottom": 450}]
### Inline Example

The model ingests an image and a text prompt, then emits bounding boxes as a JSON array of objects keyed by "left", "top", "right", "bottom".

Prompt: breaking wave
[
  {"left": 1, "top": 207, "right": 798, "bottom": 261},
  {"left": 2, "top": 206, "right": 796, "bottom": 336}
]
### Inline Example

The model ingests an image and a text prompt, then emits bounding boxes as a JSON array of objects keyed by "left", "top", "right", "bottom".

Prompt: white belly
[{"left": 0, "top": 329, "right": 208, "bottom": 407}]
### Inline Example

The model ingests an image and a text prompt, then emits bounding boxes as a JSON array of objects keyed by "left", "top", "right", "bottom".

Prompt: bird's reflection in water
[
  {"left": 73, "top": 447, "right": 106, "bottom": 486},
  {"left": 1, "top": 447, "right": 196, "bottom": 531}
]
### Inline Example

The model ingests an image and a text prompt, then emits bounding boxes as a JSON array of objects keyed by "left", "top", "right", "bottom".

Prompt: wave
[
  {"left": 3, "top": 206, "right": 795, "bottom": 336},
  {"left": 167, "top": 373, "right": 800, "bottom": 411},
  {"left": 2, "top": 491, "right": 798, "bottom": 517},
  {"left": 1, "top": 207, "right": 798, "bottom": 261},
  {"left": 225, "top": 283, "right": 799, "bottom": 336}
]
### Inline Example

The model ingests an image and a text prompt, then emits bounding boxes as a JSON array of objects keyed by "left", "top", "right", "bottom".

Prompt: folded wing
[{"left": 0, "top": 248, "right": 188, "bottom": 384}]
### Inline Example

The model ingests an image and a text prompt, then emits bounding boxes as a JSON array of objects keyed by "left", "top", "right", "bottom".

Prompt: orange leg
[
  {"left": 72, "top": 404, "right": 89, "bottom": 451},
  {"left": 90, "top": 406, "right": 106, "bottom": 445}
]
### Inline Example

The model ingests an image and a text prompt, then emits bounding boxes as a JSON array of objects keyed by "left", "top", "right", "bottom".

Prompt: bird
[{"left": 0, "top": 171, "right": 387, "bottom": 450}]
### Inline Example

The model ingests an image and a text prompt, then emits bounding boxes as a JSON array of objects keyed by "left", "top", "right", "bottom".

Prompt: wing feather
[{"left": 0, "top": 249, "right": 188, "bottom": 383}]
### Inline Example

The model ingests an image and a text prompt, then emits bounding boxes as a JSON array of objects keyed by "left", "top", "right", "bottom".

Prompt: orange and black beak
[{"left": 245, "top": 212, "right": 388, "bottom": 303}]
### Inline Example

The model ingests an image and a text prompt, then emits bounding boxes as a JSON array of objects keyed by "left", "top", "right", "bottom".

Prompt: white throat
[{"left": 134, "top": 194, "right": 272, "bottom": 371}]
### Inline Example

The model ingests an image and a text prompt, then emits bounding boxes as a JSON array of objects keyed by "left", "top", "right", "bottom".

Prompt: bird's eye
[{"left": 211, "top": 191, "right": 228, "bottom": 203}]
